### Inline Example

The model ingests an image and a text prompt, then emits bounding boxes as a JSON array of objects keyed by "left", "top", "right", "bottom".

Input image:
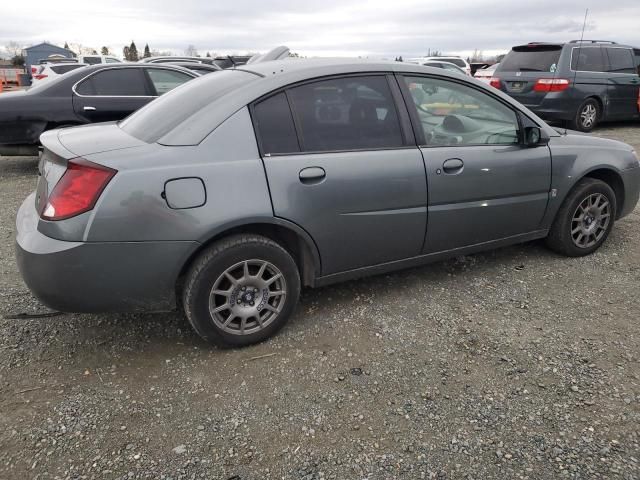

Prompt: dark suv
[{"left": 492, "top": 40, "right": 640, "bottom": 131}]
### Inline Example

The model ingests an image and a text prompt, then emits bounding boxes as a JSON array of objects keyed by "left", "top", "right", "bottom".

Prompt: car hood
[
  {"left": 550, "top": 129, "right": 635, "bottom": 153},
  {"left": 54, "top": 122, "right": 147, "bottom": 156}
]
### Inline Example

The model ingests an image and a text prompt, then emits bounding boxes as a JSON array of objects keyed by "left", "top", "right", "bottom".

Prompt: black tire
[
  {"left": 571, "top": 98, "right": 600, "bottom": 132},
  {"left": 182, "top": 234, "right": 300, "bottom": 348},
  {"left": 545, "top": 178, "right": 616, "bottom": 257}
]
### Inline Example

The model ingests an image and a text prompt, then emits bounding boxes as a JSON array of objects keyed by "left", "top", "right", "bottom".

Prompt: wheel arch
[
  {"left": 175, "top": 218, "right": 322, "bottom": 301},
  {"left": 582, "top": 167, "right": 625, "bottom": 218}
]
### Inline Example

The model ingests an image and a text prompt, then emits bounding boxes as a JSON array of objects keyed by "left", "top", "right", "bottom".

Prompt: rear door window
[
  {"left": 83, "top": 57, "right": 102, "bottom": 65},
  {"left": 570, "top": 47, "right": 605, "bottom": 72},
  {"left": 51, "top": 64, "right": 84, "bottom": 74},
  {"left": 499, "top": 45, "right": 562, "bottom": 73},
  {"left": 147, "top": 68, "right": 193, "bottom": 95},
  {"left": 287, "top": 75, "right": 404, "bottom": 152},
  {"left": 75, "top": 68, "right": 148, "bottom": 96},
  {"left": 606, "top": 48, "right": 636, "bottom": 74},
  {"left": 252, "top": 92, "right": 300, "bottom": 155}
]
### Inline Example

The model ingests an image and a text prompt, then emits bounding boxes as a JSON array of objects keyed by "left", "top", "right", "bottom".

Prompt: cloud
[{"left": 1, "top": 0, "right": 638, "bottom": 58}]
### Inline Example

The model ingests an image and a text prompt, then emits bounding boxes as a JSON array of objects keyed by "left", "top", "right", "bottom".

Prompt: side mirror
[{"left": 524, "top": 126, "right": 549, "bottom": 147}]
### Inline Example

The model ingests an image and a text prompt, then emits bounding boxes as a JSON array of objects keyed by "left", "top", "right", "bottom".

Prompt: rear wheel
[
  {"left": 545, "top": 178, "right": 616, "bottom": 256},
  {"left": 571, "top": 98, "right": 600, "bottom": 132},
  {"left": 182, "top": 234, "right": 300, "bottom": 348}
]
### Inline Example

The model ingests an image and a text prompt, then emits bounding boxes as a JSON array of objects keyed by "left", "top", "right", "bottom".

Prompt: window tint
[
  {"left": 571, "top": 47, "right": 605, "bottom": 72},
  {"left": 606, "top": 48, "right": 636, "bottom": 74},
  {"left": 83, "top": 57, "right": 102, "bottom": 65},
  {"left": 147, "top": 68, "right": 193, "bottom": 95},
  {"left": 439, "top": 58, "right": 466, "bottom": 68},
  {"left": 76, "top": 68, "right": 147, "bottom": 96},
  {"left": 51, "top": 64, "right": 84, "bottom": 74},
  {"left": 287, "top": 76, "right": 404, "bottom": 152},
  {"left": 253, "top": 92, "right": 300, "bottom": 155},
  {"left": 403, "top": 76, "right": 519, "bottom": 146},
  {"left": 105, "top": 57, "right": 120, "bottom": 63},
  {"left": 500, "top": 46, "right": 562, "bottom": 73}
]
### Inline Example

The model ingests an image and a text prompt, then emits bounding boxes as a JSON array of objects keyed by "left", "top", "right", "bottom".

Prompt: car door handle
[
  {"left": 299, "top": 167, "right": 326, "bottom": 184},
  {"left": 630, "top": 78, "right": 639, "bottom": 84},
  {"left": 83, "top": 106, "right": 96, "bottom": 111},
  {"left": 442, "top": 158, "right": 464, "bottom": 175}
]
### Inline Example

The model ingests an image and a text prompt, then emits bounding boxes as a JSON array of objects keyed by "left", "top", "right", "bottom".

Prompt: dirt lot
[{"left": 1, "top": 124, "right": 639, "bottom": 480}]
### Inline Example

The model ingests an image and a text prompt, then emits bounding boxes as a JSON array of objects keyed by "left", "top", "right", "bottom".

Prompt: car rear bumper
[
  {"left": 15, "top": 193, "right": 197, "bottom": 313},
  {"left": 504, "top": 93, "right": 580, "bottom": 122}
]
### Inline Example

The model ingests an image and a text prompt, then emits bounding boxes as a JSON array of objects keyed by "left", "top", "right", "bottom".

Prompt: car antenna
[{"left": 569, "top": 8, "right": 589, "bottom": 132}]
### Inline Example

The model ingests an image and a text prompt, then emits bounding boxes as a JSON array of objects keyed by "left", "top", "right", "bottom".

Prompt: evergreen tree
[
  {"left": 143, "top": 44, "right": 151, "bottom": 58},
  {"left": 206, "top": 51, "right": 211, "bottom": 58},
  {"left": 123, "top": 45, "right": 130, "bottom": 61},
  {"left": 101, "top": 46, "right": 110, "bottom": 56},
  {"left": 64, "top": 42, "right": 69, "bottom": 50},
  {"left": 128, "top": 41, "right": 139, "bottom": 61}
]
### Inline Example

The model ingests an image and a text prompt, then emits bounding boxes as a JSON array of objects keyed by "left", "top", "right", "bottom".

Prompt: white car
[
  {"left": 30, "top": 63, "right": 88, "bottom": 88},
  {"left": 77, "top": 55, "right": 122, "bottom": 65},
  {"left": 474, "top": 63, "right": 499, "bottom": 84},
  {"left": 406, "top": 56, "right": 471, "bottom": 75}
]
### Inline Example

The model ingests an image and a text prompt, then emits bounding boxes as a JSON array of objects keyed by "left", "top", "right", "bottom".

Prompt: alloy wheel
[
  {"left": 570, "top": 193, "right": 610, "bottom": 248},
  {"left": 580, "top": 104, "right": 597, "bottom": 129},
  {"left": 208, "top": 259, "right": 287, "bottom": 335}
]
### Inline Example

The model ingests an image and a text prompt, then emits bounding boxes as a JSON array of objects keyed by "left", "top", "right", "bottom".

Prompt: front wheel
[
  {"left": 545, "top": 178, "right": 616, "bottom": 257},
  {"left": 182, "top": 235, "right": 301, "bottom": 348}
]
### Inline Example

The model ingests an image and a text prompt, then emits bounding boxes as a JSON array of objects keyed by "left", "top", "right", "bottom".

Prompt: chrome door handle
[
  {"left": 299, "top": 167, "right": 326, "bottom": 184},
  {"left": 442, "top": 158, "right": 464, "bottom": 174},
  {"left": 83, "top": 106, "right": 96, "bottom": 111}
]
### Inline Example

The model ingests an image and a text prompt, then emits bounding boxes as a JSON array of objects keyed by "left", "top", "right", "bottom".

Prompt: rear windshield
[
  {"left": 119, "top": 69, "right": 258, "bottom": 143},
  {"left": 440, "top": 58, "right": 466, "bottom": 68},
  {"left": 499, "top": 45, "right": 562, "bottom": 73}
]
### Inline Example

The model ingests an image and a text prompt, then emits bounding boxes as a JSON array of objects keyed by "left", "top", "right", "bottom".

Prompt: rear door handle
[
  {"left": 83, "top": 106, "right": 96, "bottom": 111},
  {"left": 442, "top": 158, "right": 464, "bottom": 174},
  {"left": 299, "top": 167, "right": 326, "bottom": 184}
]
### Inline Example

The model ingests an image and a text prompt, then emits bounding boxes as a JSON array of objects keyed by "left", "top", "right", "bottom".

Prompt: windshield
[
  {"left": 499, "top": 45, "right": 562, "bottom": 73},
  {"left": 439, "top": 58, "right": 466, "bottom": 68},
  {"left": 120, "top": 69, "right": 258, "bottom": 143}
]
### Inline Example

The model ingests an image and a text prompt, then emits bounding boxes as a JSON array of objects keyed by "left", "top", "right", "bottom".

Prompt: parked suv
[{"left": 492, "top": 40, "right": 640, "bottom": 131}]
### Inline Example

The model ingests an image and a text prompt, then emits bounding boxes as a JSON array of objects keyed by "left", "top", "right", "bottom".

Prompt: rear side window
[
  {"left": 147, "top": 68, "right": 193, "bottom": 95},
  {"left": 606, "top": 48, "right": 636, "bottom": 74},
  {"left": 571, "top": 47, "right": 605, "bottom": 72},
  {"left": 440, "top": 58, "right": 466, "bottom": 68},
  {"left": 75, "top": 68, "right": 148, "bottom": 96},
  {"left": 105, "top": 57, "right": 120, "bottom": 63},
  {"left": 287, "top": 76, "right": 404, "bottom": 152},
  {"left": 253, "top": 92, "right": 300, "bottom": 155},
  {"left": 83, "top": 57, "right": 102, "bottom": 65},
  {"left": 51, "top": 64, "right": 84, "bottom": 74},
  {"left": 499, "top": 45, "right": 562, "bottom": 73}
]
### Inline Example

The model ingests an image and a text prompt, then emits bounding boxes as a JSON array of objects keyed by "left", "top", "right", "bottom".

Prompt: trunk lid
[{"left": 495, "top": 44, "right": 564, "bottom": 98}]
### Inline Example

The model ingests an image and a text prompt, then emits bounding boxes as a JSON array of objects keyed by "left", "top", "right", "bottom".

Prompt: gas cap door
[{"left": 163, "top": 177, "right": 206, "bottom": 209}]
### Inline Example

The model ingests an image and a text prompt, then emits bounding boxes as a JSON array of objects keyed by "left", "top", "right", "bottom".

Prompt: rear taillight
[
  {"left": 41, "top": 158, "right": 116, "bottom": 221},
  {"left": 533, "top": 78, "right": 570, "bottom": 92},
  {"left": 489, "top": 77, "right": 501, "bottom": 89},
  {"left": 31, "top": 66, "right": 38, "bottom": 74},
  {"left": 33, "top": 74, "right": 48, "bottom": 80}
]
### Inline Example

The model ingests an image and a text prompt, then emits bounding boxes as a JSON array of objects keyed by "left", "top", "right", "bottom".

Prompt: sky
[{"left": 2, "top": 0, "right": 639, "bottom": 59}]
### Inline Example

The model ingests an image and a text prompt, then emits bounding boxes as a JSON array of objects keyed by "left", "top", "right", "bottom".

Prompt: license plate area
[{"left": 509, "top": 81, "right": 525, "bottom": 92}]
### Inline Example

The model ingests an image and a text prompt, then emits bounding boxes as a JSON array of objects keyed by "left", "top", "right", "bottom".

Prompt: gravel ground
[{"left": 1, "top": 123, "right": 639, "bottom": 480}]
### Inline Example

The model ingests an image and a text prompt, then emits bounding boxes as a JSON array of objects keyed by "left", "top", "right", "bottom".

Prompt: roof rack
[{"left": 569, "top": 40, "right": 618, "bottom": 44}]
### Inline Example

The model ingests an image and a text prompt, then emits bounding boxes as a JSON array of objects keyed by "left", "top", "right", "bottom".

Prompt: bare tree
[
  {"left": 184, "top": 44, "right": 198, "bottom": 57},
  {"left": 6, "top": 40, "right": 24, "bottom": 57}
]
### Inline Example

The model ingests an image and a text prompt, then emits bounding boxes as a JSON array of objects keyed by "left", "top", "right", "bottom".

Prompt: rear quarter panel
[{"left": 83, "top": 107, "right": 273, "bottom": 243}]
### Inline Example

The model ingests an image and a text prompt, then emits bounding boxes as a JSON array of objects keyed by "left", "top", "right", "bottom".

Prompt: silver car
[{"left": 16, "top": 59, "right": 640, "bottom": 347}]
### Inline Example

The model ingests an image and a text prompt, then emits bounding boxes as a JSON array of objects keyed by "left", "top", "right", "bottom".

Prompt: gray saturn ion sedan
[{"left": 16, "top": 59, "right": 640, "bottom": 347}]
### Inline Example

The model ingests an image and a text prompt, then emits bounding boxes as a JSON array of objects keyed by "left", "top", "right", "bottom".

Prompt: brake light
[
  {"left": 31, "top": 66, "right": 38, "bottom": 74},
  {"left": 33, "top": 74, "right": 48, "bottom": 80},
  {"left": 489, "top": 77, "right": 501, "bottom": 89},
  {"left": 41, "top": 159, "right": 116, "bottom": 221},
  {"left": 533, "top": 78, "right": 570, "bottom": 92}
]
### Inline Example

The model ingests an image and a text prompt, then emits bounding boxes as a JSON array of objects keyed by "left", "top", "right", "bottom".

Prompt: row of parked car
[{"left": 1, "top": 40, "right": 639, "bottom": 156}]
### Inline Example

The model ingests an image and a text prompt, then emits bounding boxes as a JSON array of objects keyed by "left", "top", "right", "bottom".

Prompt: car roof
[{"left": 156, "top": 58, "right": 555, "bottom": 146}]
